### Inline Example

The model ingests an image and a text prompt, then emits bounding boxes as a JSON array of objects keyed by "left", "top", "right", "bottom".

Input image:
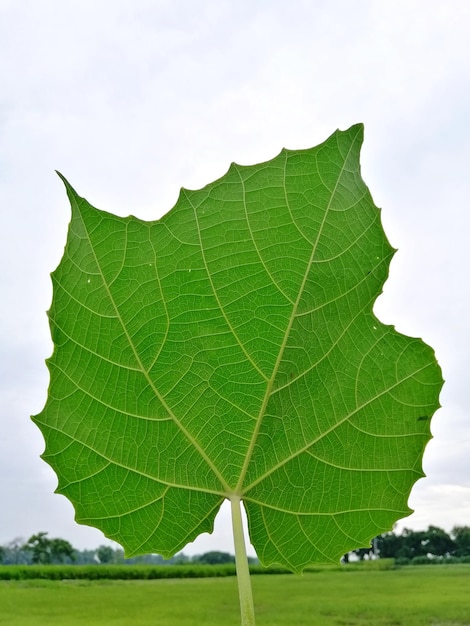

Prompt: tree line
[
  {"left": 1, "top": 525, "right": 469, "bottom": 566},
  {"left": 343, "top": 525, "right": 470, "bottom": 564},
  {"left": 0, "top": 532, "right": 254, "bottom": 566}
]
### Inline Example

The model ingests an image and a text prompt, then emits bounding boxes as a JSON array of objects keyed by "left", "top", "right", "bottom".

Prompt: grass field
[{"left": 0, "top": 564, "right": 469, "bottom": 625}]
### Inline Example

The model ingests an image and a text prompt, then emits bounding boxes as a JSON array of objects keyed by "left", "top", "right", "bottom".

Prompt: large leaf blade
[{"left": 33, "top": 124, "right": 442, "bottom": 566}]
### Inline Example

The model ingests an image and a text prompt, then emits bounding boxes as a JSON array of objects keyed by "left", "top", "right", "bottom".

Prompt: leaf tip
[
  {"left": 349, "top": 121, "right": 364, "bottom": 136},
  {"left": 55, "top": 170, "right": 68, "bottom": 186},
  {"left": 55, "top": 172, "right": 84, "bottom": 210}
]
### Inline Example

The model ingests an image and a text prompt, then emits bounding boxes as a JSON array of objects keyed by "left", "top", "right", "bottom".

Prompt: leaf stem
[{"left": 231, "top": 496, "right": 256, "bottom": 626}]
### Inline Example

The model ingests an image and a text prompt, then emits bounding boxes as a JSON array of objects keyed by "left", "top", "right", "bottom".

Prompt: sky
[{"left": 1, "top": 0, "right": 469, "bottom": 558}]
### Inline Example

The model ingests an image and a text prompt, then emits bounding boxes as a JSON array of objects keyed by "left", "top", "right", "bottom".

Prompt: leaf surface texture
[{"left": 34, "top": 125, "right": 443, "bottom": 569}]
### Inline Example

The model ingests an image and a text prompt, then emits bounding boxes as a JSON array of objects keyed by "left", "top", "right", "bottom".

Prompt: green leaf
[{"left": 33, "top": 124, "right": 443, "bottom": 571}]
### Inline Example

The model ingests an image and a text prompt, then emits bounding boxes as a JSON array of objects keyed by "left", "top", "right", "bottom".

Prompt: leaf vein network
[
  {"left": 244, "top": 498, "right": 408, "bottom": 517},
  {"left": 259, "top": 505, "right": 296, "bottom": 570},
  {"left": 146, "top": 229, "right": 171, "bottom": 372},
  {"left": 237, "top": 134, "right": 359, "bottom": 493},
  {"left": 49, "top": 361, "right": 172, "bottom": 421},
  {"left": 297, "top": 515, "right": 331, "bottom": 561},
  {"left": 233, "top": 162, "right": 295, "bottom": 305},
  {"left": 74, "top": 201, "right": 232, "bottom": 493},
  {"left": 242, "top": 360, "right": 435, "bottom": 494},
  {"left": 43, "top": 420, "right": 228, "bottom": 498},
  {"left": 182, "top": 188, "right": 269, "bottom": 383},
  {"left": 49, "top": 321, "right": 144, "bottom": 373},
  {"left": 273, "top": 297, "right": 376, "bottom": 395},
  {"left": 304, "top": 449, "right": 424, "bottom": 474}
]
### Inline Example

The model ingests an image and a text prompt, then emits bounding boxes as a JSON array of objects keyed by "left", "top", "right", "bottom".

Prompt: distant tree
[
  {"left": 376, "top": 531, "right": 402, "bottom": 558},
  {"left": 113, "top": 548, "right": 126, "bottom": 564},
  {"left": 0, "top": 544, "right": 4, "bottom": 563},
  {"left": 399, "top": 528, "right": 428, "bottom": 559},
  {"left": 171, "top": 552, "right": 190, "bottom": 564},
  {"left": 96, "top": 545, "right": 115, "bottom": 564},
  {"left": 375, "top": 526, "right": 456, "bottom": 561},
  {"left": 74, "top": 549, "right": 98, "bottom": 565},
  {"left": 23, "top": 532, "right": 52, "bottom": 564},
  {"left": 23, "top": 532, "right": 75, "bottom": 564},
  {"left": 421, "top": 526, "right": 454, "bottom": 557},
  {"left": 50, "top": 538, "right": 76, "bottom": 563},
  {"left": 194, "top": 551, "right": 235, "bottom": 565},
  {"left": 1, "top": 538, "right": 29, "bottom": 565},
  {"left": 451, "top": 526, "right": 470, "bottom": 557}
]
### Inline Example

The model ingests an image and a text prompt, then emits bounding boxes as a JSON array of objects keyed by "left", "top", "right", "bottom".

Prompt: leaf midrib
[{"left": 235, "top": 130, "right": 360, "bottom": 494}]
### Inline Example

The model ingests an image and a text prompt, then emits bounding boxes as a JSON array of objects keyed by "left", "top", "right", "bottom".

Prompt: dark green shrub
[{"left": 411, "top": 556, "right": 432, "bottom": 565}]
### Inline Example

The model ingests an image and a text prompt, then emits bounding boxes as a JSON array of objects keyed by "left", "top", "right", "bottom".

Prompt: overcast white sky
[{"left": 1, "top": 0, "right": 469, "bottom": 558}]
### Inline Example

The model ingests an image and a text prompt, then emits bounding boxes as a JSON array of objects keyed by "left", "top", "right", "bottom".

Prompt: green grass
[{"left": 0, "top": 565, "right": 469, "bottom": 625}]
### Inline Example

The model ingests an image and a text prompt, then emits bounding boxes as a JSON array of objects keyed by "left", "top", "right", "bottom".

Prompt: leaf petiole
[{"left": 231, "top": 495, "right": 256, "bottom": 626}]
